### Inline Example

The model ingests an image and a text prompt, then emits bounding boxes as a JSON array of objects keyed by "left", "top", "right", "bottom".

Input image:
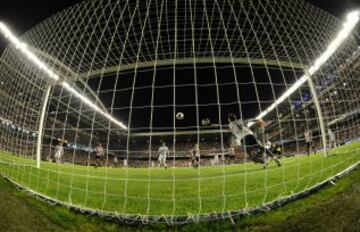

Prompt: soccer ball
[
  {"left": 176, "top": 112, "right": 184, "bottom": 120},
  {"left": 201, "top": 118, "right": 211, "bottom": 126}
]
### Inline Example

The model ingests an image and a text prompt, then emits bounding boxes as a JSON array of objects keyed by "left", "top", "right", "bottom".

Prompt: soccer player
[
  {"left": 158, "top": 142, "right": 169, "bottom": 169},
  {"left": 227, "top": 114, "right": 281, "bottom": 168},
  {"left": 94, "top": 143, "right": 104, "bottom": 168},
  {"left": 304, "top": 130, "right": 316, "bottom": 156},
  {"left": 54, "top": 142, "right": 64, "bottom": 164},
  {"left": 273, "top": 143, "right": 283, "bottom": 157},
  {"left": 113, "top": 155, "right": 118, "bottom": 168},
  {"left": 212, "top": 153, "right": 219, "bottom": 166},
  {"left": 328, "top": 128, "right": 337, "bottom": 149},
  {"left": 189, "top": 143, "right": 201, "bottom": 168},
  {"left": 266, "top": 140, "right": 283, "bottom": 158}
]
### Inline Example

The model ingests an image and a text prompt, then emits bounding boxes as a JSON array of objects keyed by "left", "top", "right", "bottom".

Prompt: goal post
[{"left": 36, "top": 84, "right": 52, "bottom": 168}]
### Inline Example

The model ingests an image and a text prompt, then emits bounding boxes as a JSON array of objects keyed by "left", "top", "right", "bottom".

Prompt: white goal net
[{"left": 0, "top": 0, "right": 359, "bottom": 224}]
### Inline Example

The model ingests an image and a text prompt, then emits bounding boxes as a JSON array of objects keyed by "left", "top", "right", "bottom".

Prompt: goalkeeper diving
[{"left": 228, "top": 114, "right": 281, "bottom": 168}]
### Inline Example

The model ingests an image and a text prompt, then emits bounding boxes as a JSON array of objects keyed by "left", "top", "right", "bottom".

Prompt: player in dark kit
[
  {"left": 94, "top": 143, "right": 104, "bottom": 168},
  {"left": 266, "top": 141, "right": 283, "bottom": 158}
]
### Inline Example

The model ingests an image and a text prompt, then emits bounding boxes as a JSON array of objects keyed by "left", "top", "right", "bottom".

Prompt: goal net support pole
[
  {"left": 36, "top": 84, "right": 52, "bottom": 168},
  {"left": 306, "top": 70, "right": 328, "bottom": 157}
]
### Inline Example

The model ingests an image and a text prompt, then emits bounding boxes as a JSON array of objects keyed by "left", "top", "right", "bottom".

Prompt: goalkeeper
[{"left": 228, "top": 114, "right": 281, "bottom": 168}]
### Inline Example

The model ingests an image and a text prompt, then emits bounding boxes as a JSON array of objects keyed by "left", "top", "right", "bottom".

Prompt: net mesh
[{"left": 0, "top": 0, "right": 360, "bottom": 224}]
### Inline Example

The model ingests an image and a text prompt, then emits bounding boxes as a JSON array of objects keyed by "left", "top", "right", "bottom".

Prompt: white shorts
[
  {"left": 55, "top": 152, "right": 62, "bottom": 158},
  {"left": 158, "top": 155, "right": 166, "bottom": 163}
]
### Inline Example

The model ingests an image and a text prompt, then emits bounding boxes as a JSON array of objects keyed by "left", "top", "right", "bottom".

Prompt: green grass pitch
[{"left": 0, "top": 142, "right": 359, "bottom": 217}]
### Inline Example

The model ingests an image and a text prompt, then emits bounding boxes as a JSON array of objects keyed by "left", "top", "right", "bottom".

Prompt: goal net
[{"left": 0, "top": 0, "right": 359, "bottom": 224}]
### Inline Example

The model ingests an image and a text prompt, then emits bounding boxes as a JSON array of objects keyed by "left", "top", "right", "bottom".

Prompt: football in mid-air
[
  {"left": 176, "top": 112, "right": 184, "bottom": 120},
  {"left": 201, "top": 118, "right": 211, "bottom": 126}
]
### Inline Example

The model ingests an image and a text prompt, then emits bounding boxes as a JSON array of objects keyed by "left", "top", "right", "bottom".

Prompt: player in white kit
[
  {"left": 54, "top": 142, "right": 64, "bottom": 164},
  {"left": 190, "top": 143, "right": 201, "bottom": 168},
  {"left": 158, "top": 142, "right": 169, "bottom": 168},
  {"left": 328, "top": 128, "right": 337, "bottom": 149},
  {"left": 228, "top": 114, "right": 281, "bottom": 168},
  {"left": 304, "top": 130, "right": 316, "bottom": 156}
]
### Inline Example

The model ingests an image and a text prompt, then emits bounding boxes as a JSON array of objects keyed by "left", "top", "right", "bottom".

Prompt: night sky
[{"left": 0, "top": 0, "right": 359, "bottom": 54}]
